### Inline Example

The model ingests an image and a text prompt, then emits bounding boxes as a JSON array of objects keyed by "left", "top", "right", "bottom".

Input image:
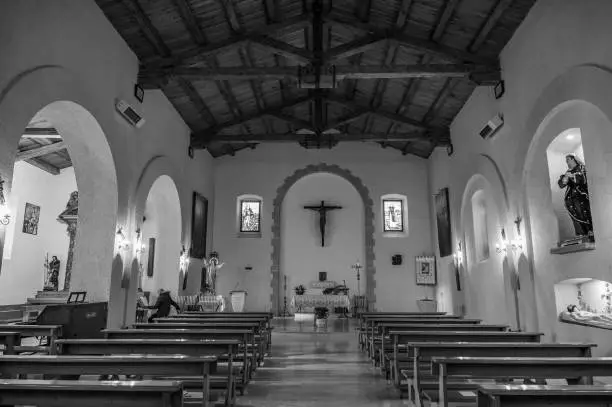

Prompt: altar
[{"left": 291, "top": 294, "right": 351, "bottom": 312}]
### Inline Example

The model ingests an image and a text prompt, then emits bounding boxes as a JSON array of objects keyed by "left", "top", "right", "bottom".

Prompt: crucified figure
[{"left": 304, "top": 200, "right": 342, "bottom": 247}]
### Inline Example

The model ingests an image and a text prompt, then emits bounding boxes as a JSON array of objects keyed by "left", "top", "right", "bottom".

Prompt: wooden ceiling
[
  {"left": 18, "top": 118, "right": 71, "bottom": 175},
  {"left": 95, "top": 0, "right": 536, "bottom": 158}
]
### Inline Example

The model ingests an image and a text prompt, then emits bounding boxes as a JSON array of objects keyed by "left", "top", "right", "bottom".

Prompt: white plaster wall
[
  {"left": 0, "top": 1, "right": 215, "bottom": 327},
  {"left": 281, "top": 173, "right": 364, "bottom": 296},
  {"left": 213, "top": 143, "right": 433, "bottom": 312},
  {"left": 428, "top": 0, "right": 612, "bottom": 353},
  {"left": 0, "top": 164, "right": 76, "bottom": 304}
]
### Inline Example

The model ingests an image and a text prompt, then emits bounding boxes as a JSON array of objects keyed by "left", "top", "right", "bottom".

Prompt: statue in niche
[
  {"left": 43, "top": 254, "right": 60, "bottom": 291},
  {"left": 560, "top": 304, "right": 612, "bottom": 330},
  {"left": 557, "top": 154, "right": 593, "bottom": 238},
  {"left": 57, "top": 191, "right": 78, "bottom": 290}
]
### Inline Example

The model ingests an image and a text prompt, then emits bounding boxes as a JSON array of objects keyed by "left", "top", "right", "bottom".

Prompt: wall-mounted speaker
[{"left": 391, "top": 254, "right": 403, "bottom": 266}]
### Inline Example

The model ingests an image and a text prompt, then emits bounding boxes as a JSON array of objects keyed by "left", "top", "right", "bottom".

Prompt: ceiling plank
[
  {"left": 432, "top": 0, "right": 461, "bottom": 41},
  {"left": 25, "top": 158, "right": 60, "bottom": 175},
  {"left": 16, "top": 141, "right": 67, "bottom": 162},
  {"left": 469, "top": 0, "right": 513, "bottom": 52},
  {"left": 250, "top": 36, "right": 313, "bottom": 64},
  {"left": 219, "top": 0, "right": 242, "bottom": 32},
  {"left": 23, "top": 127, "right": 59, "bottom": 136},
  {"left": 263, "top": 0, "right": 280, "bottom": 22},
  {"left": 325, "top": 13, "right": 497, "bottom": 65},
  {"left": 323, "top": 111, "right": 370, "bottom": 132},
  {"left": 197, "top": 131, "right": 430, "bottom": 144},
  {"left": 175, "top": 76, "right": 217, "bottom": 125},
  {"left": 269, "top": 111, "right": 314, "bottom": 132},
  {"left": 121, "top": 0, "right": 170, "bottom": 57},
  {"left": 324, "top": 35, "right": 386, "bottom": 62},
  {"left": 395, "top": 0, "right": 414, "bottom": 29},
  {"left": 356, "top": 0, "right": 373, "bottom": 21},
  {"left": 171, "top": 0, "right": 206, "bottom": 44}
]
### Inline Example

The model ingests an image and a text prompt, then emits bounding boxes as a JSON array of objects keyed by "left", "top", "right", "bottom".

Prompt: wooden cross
[{"left": 304, "top": 200, "right": 342, "bottom": 247}]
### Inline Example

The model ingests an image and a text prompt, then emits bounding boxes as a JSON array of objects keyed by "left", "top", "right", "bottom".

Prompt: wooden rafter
[
  {"left": 469, "top": 0, "right": 513, "bottom": 52},
  {"left": 432, "top": 0, "right": 461, "bottom": 41},
  {"left": 323, "top": 111, "right": 370, "bottom": 132},
  {"left": 196, "top": 131, "right": 432, "bottom": 145},
  {"left": 26, "top": 158, "right": 60, "bottom": 175},
  {"left": 176, "top": 77, "right": 217, "bottom": 125},
  {"left": 324, "top": 12, "right": 497, "bottom": 65},
  {"left": 250, "top": 37, "right": 313, "bottom": 64},
  {"left": 395, "top": 0, "right": 414, "bottom": 30},
  {"left": 23, "top": 128, "right": 61, "bottom": 138},
  {"left": 121, "top": 0, "right": 170, "bottom": 56},
  {"left": 171, "top": 0, "right": 206, "bottom": 44},
  {"left": 17, "top": 141, "right": 67, "bottom": 161}
]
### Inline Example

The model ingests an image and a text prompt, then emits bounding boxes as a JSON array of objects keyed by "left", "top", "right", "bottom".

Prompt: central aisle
[{"left": 239, "top": 318, "right": 408, "bottom": 407}]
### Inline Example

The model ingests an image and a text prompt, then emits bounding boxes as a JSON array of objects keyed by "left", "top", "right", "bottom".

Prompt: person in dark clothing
[{"left": 147, "top": 289, "right": 180, "bottom": 322}]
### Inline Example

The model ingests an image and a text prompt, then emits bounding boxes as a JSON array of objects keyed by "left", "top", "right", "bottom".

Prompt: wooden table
[
  {"left": 0, "top": 379, "right": 183, "bottom": 407},
  {"left": 477, "top": 384, "right": 612, "bottom": 407},
  {"left": 0, "top": 354, "right": 216, "bottom": 407}
]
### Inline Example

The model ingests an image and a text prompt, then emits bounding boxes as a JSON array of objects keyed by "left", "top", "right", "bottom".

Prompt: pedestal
[
  {"left": 230, "top": 290, "right": 247, "bottom": 312},
  {"left": 417, "top": 298, "right": 437, "bottom": 312}
]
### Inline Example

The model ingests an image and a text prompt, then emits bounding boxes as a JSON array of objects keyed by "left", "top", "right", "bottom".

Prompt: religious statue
[
  {"left": 57, "top": 191, "right": 78, "bottom": 291},
  {"left": 43, "top": 254, "right": 60, "bottom": 291},
  {"left": 560, "top": 304, "right": 612, "bottom": 329},
  {"left": 203, "top": 251, "right": 224, "bottom": 295},
  {"left": 557, "top": 154, "right": 593, "bottom": 237},
  {"left": 304, "top": 201, "right": 342, "bottom": 247}
]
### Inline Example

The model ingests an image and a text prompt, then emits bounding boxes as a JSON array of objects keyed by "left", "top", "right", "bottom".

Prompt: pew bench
[
  {"left": 0, "top": 354, "right": 216, "bottom": 407},
  {"left": 55, "top": 338, "right": 241, "bottom": 406},
  {"left": 104, "top": 328, "right": 255, "bottom": 385},
  {"left": 477, "top": 384, "right": 612, "bottom": 407},
  {"left": 402, "top": 342, "right": 594, "bottom": 407},
  {"left": 0, "top": 379, "right": 183, "bottom": 407},
  {"left": 0, "top": 324, "right": 62, "bottom": 354},
  {"left": 431, "top": 357, "right": 612, "bottom": 407},
  {"left": 0, "top": 332, "right": 19, "bottom": 355}
]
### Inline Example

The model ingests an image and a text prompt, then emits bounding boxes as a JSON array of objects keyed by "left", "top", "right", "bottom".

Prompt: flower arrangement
[
  {"left": 294, "top": 284, "right": 306, "bottom": 295},
  {"left": 314, "top": 306, "right": 329, "bottom": 319}
]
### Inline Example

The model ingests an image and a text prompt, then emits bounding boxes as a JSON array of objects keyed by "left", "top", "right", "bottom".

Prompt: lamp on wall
[
  {"left": 0, "top": 177, "right": 10, "bottom": 226},
  {"left": 179, "top": 245, "right": 190, "bottom": 271},
  {"left": 351, "top": 260, "right": 363, "bottom": 296},
  {"left": 452, "top": 242, "right": 463, "bottom": 269},
  {"left": 496, "top": 224, "right": 524, "bottom": 254},
  {"left": 495, "top": 228, "right": 509, "bottom": 254},
  {"left": 134, "top": 228, "right": 146, "bottom": 255},
  {"left": 115, "top": 227, "right": 130, "bottom": 251}
]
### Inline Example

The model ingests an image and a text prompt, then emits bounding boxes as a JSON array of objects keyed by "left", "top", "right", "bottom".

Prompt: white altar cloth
[{"left": 291, "top": 294, "right": 350, "bottom": 310}]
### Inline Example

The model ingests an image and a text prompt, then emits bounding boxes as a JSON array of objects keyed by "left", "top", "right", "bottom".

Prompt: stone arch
[
  {"left": 270, "top": 164, "right": 376, "bottom": 314},
  {"left": 0, "top": 65, "right": 118, "bottom": 302}
]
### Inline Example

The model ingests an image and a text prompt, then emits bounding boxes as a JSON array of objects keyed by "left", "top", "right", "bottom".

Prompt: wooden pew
[
  {"left": 104, "top": 328, "right": 255, "bottom": 385},
  {"left": 377, "top": 323, "right": 508, "bottom": 369},
  {"left": 432, "top": 357, "right": 612, "bottom": 407},
  {"left": 0, "top": 379, "right": 183, "bottom": 407},
  {"left": 0, "top": 324, "right": 62, "bottom": 354},
  {"left": 390, "top": 331, "right": 543, "bottom": 388},
  {"left": 55, "top": 338, "right": 240, "bottom": 406},
  {"left": 407, "top": 343, "right": 594, "bottom": 407},
  {"left": 477, "top": 384, "right": 612, "bottom": 407},
  {"left": 0, "top": 332, "right": 19, "bottom": 355},
  {"left": 0, "top": 354, "right": 215, "bottom": 407}
]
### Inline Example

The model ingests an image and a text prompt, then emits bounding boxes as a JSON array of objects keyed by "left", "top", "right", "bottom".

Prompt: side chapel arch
[
  {"left": 271, "top": 164, "right": 376, "bottom": 314},
  {"left": 0, "top": 66, "right": 118, "bottom": 302}
]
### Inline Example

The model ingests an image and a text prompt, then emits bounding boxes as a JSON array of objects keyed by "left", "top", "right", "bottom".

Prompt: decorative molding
[{"left": 270, "top": 163, "right": 376, "bottom": 315}]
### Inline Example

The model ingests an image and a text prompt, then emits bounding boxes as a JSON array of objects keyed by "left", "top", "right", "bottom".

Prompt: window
[
  {"left": 239, "top": 199, "right": 261, "bottom": 233},
  {"left": 383, "top": 199, "right": 404, "bottom": 232},
  {"left": 471, "top": 190, "right": 490, "bottom": 261},
  {"left": 381, "top": 194, "right": 408, "bottom": 237}
]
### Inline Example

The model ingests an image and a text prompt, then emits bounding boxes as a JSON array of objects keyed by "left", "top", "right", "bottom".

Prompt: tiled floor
[{"left": 238, "top": 318, "right": 410, "bottom": 407}]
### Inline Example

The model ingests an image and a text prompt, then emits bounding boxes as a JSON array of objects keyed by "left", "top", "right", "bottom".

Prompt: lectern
[{"left": 230, "top": 290, "right": 247, "bottom": 312}]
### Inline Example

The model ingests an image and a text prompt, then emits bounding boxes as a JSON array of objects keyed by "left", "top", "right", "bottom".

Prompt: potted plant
[
  {"left": 294, "top": 284, "right": 306, "bottom": 295},
  {"left": 314, "top": 306, "right": 329, "bottom": 328}
]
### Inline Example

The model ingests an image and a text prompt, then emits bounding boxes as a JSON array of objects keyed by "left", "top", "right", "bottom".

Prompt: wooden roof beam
[
  {"left": 219, "top": 0, "right": 242, "bottom": 33},
  {"left": 171, "top": 0, "right": 206, "bottom": 44},
  {"left": 176, "top": 77, "right": 217, "bottom": 125},
  {"left": 324, "top": 13, "right": 497, "bottom": 65},
  {"left": 395, "top": 0, "right": 414, "bottom": 29},
  {"left": 195, "top": 131, "right": 431, "bottom": 145},
  {"left": 325, "top": 35, "right": 386, "bottom": 62},
  {"left": 250, "top": 37, "right": 313, "bottom": 64},
  {"left": 25, "top": 158, "right": 60, "bottom": 175},
  {"left": 323, "top": 111, "right": 370, "bottom": 132},
  {"left": 432, "top": 0, "right": 461, "bottom": 41},
  {"left": 16, "top": 141, "right": 67, "bottom": 162},
  {"left": 469, "top": 0, "right": 513, "bottom": 53},
  {"left": 121, "top": 0, "right": 170, "bottom": 57}
]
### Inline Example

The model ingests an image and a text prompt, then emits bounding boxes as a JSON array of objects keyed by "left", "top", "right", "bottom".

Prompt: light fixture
[
  {"left": 453, "top": 242, "right": 463, "bottom": 268},
  {"left": 351, "top": 261, "right": 363, "bottom": 296},
  {"left": 179, "top": 245, "right": 190, "bottom": 271},
  {"left": 0, "top": 178, "right": 10, "bottom": 226},
  {"left": 566, "top": 133, "right": 575, "bottom": 140},
  {"left": 116, "top": 227, "right": 130, "bottom": 251},
  {"left": 496, "top": 228, "right": 509, "bottom": 254},
  {"left": 134, "top": 228, "right": 146, "bottom": 255}
]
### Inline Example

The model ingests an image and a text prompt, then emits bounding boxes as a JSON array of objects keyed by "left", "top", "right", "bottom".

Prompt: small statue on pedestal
[{"left": 43, "top": 254, "right": 60, "bottom": 291}]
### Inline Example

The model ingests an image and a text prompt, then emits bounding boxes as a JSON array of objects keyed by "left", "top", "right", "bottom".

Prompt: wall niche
[{"left": 555, "top": 278, "right": 612, "bottom": 330}]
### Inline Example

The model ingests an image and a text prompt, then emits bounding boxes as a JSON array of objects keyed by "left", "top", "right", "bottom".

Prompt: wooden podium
[{"left": 230, "top": 290, "right": 247, "bottom": 312}]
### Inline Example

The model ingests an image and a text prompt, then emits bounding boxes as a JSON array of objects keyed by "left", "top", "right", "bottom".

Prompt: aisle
[{"left": 238, "top": 318, "right": 408, "bottom": 407}]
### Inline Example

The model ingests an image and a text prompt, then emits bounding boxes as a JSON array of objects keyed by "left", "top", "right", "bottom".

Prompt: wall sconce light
[
  {"left": 453, "top": 242, "right": 463, "bottom": 268},
  {"left": 134, "top": 228, "right": 146, "bottom": 255},
  {"left": 179, "top": 245, "right": 190, "bottom": 271},
  {"left": 116, "top": 227, "right": 130, "bottom": 251},
  {"left": 496, "top": 228, "right": 509, "bottom": 254},
  {"left": 0, "top": 178, "right": 10, "bottom": 226}
]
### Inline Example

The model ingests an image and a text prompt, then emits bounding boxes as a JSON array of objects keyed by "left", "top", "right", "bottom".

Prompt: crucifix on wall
[{"left": 304, "top": 200, "right": 342, "bottom": 247}]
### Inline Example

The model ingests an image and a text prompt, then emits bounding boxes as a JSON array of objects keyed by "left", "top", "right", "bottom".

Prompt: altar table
[{"left": 291, "top": 295, "right": 350, "bottom": 312}]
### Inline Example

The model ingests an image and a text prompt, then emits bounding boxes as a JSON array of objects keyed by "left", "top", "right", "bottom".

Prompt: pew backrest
[{"left": 477, "top": 384, "right": 612, "bottom": 407}]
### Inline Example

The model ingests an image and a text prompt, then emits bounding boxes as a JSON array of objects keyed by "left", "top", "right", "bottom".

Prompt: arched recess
[
  {"left": 521, "top": 65, "right": 612, "bottom": 344},
  {"left": 271, "top": 164, "right": 376, "bottom": 315},
  {"left": 0, "top": 66, "right": 118, "bottom": 302},
  {"left": 457, "top": 154, "right": 518, "bottom": 327}
]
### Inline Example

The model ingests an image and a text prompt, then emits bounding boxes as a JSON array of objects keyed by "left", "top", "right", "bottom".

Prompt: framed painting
[
  {"left": 415, "top": 256, "right": 436, "bottom": 285},
  {"left": 190, "top": 192, "right": 208, "bottom": 259},
  {"left": 22, "top": 202, "right": 40, "bottom": 235},
  {"left": 435, "top": 188, "right": 452, "bottom": 257},
  {"left": 146, "top": 237, "right": 156, "bottom": 277}
]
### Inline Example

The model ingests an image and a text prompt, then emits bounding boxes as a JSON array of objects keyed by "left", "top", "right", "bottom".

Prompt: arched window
[
  {"left": 471, "top": 190, "right": 490, "bottom": 261},
  {"left": 237, "top": 194, "right": 262, "bottom": 237},
  {"left": 381, "top": 194, "right": 408, "bottom": 237}
]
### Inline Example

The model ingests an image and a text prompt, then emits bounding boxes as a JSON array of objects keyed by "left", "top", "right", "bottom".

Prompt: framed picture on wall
[
  {"left": 22, "top": 202, "right": 40, "bottom": 235},
  {"left": 435, "top": 188, "right": 453, "bottom": 257},
  {"left": 415, "top": 255, "right": 437, "bottom": 285},
  {"left": 146, "top": 238, "right": 156, "bottom": 277},
  {"left": 190, "top": 191, "right": 208, "bottom": 259}
]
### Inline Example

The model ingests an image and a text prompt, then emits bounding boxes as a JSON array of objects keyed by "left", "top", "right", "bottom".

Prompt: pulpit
[{"left": 230, "top": 290, "right": 247, "bottom": 312}]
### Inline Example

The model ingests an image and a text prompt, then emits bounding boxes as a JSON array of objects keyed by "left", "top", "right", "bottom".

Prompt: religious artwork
[
  {"left": 319, "top": 271, "right": 327, "bottom": 282},
  {"left": 304, "top": 200, "right": 342, "bottom": 247},
  {"left": 434, "top": 188, "right": 452, "bottom": 257},
  {"left": 560, "top": 304, "right": 612, "bottom": 330},
  {"left": 22, "top": 202, "right": 40, "bottom": 235},
  {"left": 391, "top": 254, "right": 403, "bottom": 266},
  {"left": 190, "top": 192, "right": 208, "bottom": 259},
  {"left": 415, "top": 255, "right": 436, "bottom": 285},
  {"left": 43, "top": 254, "right": 60, "bottom": 291},
  {"left": 0, "top": 176, "right": 9, "bottom": 226},
  {"left": 383, "top": 199, "right": 404, "bottom": 232},
  {"left": 146, "top": 237, "right": 156, "bottom": 277},
  {"left": 240, "top": 199, "right": 261, "bottom": 232},
  {"left": 57, "top": 191, "right": 78, "bottom": 290},
  {"left": 557, "top": 154, "right": 593, "bottom": 238},
  {"left": 203, "top": 251, "right": 224, "bottom": 295}
]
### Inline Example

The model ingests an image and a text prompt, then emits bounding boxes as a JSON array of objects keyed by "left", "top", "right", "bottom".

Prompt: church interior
[{"left": 2, "top": 1, "right": 612, "bottom": 406}]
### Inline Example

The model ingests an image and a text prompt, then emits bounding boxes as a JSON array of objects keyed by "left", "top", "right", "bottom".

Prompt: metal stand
[{"left": 281, "top": 275, "right": 290, "bottom": 317}]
